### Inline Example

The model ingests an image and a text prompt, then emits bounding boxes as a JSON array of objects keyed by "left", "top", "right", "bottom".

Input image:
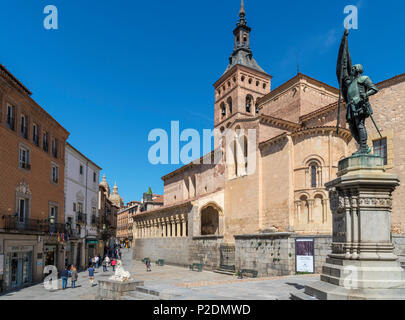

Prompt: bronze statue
[{"left": 336, "top": 29, "right": 382, "bottom": 155}]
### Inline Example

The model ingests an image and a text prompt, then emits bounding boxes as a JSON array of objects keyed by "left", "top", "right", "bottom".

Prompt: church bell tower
[{"left": 213, "top": 0, "right": 271, "bottom": 129}]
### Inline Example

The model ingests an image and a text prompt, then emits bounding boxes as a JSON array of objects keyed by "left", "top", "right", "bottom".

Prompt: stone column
[
  {"left": 294, "top": 200, "right": 301, "bottom": 223},
  {"left": 162, "top": 218, "right": 167, "bottom": 237},
  {"left": 308, "top": 199, "right": 315, "bottom": 223},
  {"left": 181, "top": 214, "right": 187, "bottom": 237},
  {"left": 166, "top": 217, "right": 172, "bottom": 237},
  {"left": 170, "top": 216, "right": 176, "bottom": 237}
]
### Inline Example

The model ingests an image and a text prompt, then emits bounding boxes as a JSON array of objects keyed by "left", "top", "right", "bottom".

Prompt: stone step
[
  {"left": 135, "top": 286, "right": 161, "bottom": 297},
  {"left": 290, "top": 290, "right": 318, "bottom": 300},
  {"left": 123, "top": 291, "right": 161, "bottom": 300},
  {"left": 213, "top": 269, "right": 236, "bottom": 276}
]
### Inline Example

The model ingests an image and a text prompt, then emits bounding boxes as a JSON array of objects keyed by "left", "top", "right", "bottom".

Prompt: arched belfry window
[
  {"left": 221, "top": 102, "right": 226, "bottom": 118},
  {"left": 227, "top": 97, "right": 233, "bottom": 114},
  {"left": 246, "top": 95, "right": 253, "bottom": 113}
]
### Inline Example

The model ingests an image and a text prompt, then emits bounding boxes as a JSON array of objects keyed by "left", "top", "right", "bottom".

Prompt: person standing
[
  {"left": 105, "top": 255, "right": 110, "bottom": 267},
  {"left": 70, "top": 266, "right": 78, "bottom": 288},
  {"left": 111, "top": 258, "right": 116, "bottom": 272},
  {"left": 61, "top": 266, "right": 69, "bottom": 290},
  {"left": 88, "top": 265, "right": 95, "bottom": 287},
  {"left": 102, "top": 257, "right": 108, "bottom": 272},
  {"left": 95, "top": 255, "right": 99, "bottom": 269}
]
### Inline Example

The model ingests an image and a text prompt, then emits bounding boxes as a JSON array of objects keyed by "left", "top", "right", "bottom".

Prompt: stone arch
[
  {"left": 199, "top": 202, "right": 224, "bottom": 236},
  {"left": 313, "top": 193, "right": 326, "bottom": 224}
]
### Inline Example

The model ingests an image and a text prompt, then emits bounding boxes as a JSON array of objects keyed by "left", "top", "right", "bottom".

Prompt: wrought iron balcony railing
[{"left": 3, "top": 215, "right": 66, "bottom": 234}]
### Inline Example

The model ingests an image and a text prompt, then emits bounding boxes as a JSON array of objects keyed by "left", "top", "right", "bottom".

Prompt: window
[
  {"left": 19, "top": 146, "right": 30, "bottom": 170},
  {"left": 18, "top": 198, "right": 29, "bottom": 224},
  {"left": 33, "top": 124, "right": 39, "bottom": 146},
  {"left": 73, "top": 202, "right": 76, "bottom": 212},
  {"left": 51, "top": 164, "right": 59, "bottom": 183},
  {"left": 52, "top": 138, "right": 58, "bottom": 158},
  {"left": 43, "top": 131, "right": 49, "bottom": 152},
  {"left": 79, "top": 165, "right": 83, "bottom": 175},
  {"left": 221, "top": 102, "right": 226, "bottom": 118},
  {"left": 373, "top": 138, "right": 387, "bottom": 165},
  {"left": 93, "top": 172, "right": 97, "bottom": 183},
  {"left": 246, "top": 95, "right": 252, "bottom": 113},
  {"left": 6, "top": 105, "right": 15, "bottom": 130},
  {"left": 20, "top": 114, "right": 27, "bottom": 139},
  {"left": 311, "top": 164, "right": 318, "bottom": 188},
  {"left": 49, "top": 205, "right": 58, "bottom": 223},
  {"left": 77, "top": 202, "right": 83, "bottom": 214}
]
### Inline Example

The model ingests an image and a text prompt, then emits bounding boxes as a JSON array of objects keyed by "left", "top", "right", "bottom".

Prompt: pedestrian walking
[
  {"left": 102, "top": 258, "right": 108, "bottom": 272},
  {"left": 91, "top": 257, "right": 96, "bottom": 268},
  {"left": 146, "top": 259, "right": 151, "bottom": 272},
  {"left": 61, "top": 266, "right": 69, "bottom": 290},
  {"left": 95, "top": 255, "right": 99, "bottom": 268},
  {"left": 111, "top": 258, "right": 116, "bottom": 272},
  {"left": 88, "top": 265, "right": 95, "bottom": 286},
  {"left": 70, "top": 266, "right": 78, "bottom": 288},
  {"left": 105, "top": 255, "right": 110, "bottom": 267}
]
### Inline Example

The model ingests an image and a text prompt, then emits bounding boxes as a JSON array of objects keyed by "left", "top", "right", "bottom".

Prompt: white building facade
[{"left": 64, "top": 143, "right": 102, "bottom": 269}]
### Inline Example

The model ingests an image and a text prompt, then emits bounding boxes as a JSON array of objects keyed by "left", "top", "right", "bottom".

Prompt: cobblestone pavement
[{"left": 0, "top": 249, "right": 318, "bottom": 300}]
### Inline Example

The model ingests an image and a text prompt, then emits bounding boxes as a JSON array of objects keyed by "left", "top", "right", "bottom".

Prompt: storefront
[
  {"left": 4, "top": 245, "right": 33, "bottom": 290},
  {"left": 44, "top": 245, "right": 57, "bottom": 268},
  {"left": 87, "top": 239, "right": 98, "bottom": 259}
]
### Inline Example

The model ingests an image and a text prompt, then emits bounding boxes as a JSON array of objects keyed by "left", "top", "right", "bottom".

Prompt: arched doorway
[{"left": 201, "top": 206, "right": 220, "bottom": 235}]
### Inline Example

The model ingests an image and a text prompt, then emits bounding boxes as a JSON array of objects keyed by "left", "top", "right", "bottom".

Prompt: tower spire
[{"left": 239, "top": 0, "right": 245, "bottom": 18}]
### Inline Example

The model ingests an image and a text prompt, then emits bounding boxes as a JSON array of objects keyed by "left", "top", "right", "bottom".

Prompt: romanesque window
[
  {"left": 201, "top": 206, "right": 219, "bottom": 235},
  {"left": 311, "top": 164, "right": 317, "bottom": 188}
]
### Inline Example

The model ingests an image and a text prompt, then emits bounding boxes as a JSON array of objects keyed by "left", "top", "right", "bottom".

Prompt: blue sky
[{"left": 1, "top": 0, "right": 404, "bottom": 203}]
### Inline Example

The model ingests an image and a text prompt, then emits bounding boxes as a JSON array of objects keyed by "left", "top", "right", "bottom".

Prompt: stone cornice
[{"left": 259, "top": 114, "right": 301, "bottom": 131}]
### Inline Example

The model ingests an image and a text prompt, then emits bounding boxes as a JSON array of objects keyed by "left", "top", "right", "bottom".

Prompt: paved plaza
[{"left": 0, "top": 250, "right": 318, "bottom": 300}]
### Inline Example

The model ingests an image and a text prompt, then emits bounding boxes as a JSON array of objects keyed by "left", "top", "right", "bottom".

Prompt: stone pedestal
[
  {"left": 293, "top": 155, "right": 405, "bottom": 300},
  {"left": 97, "top": 279, "right": 144, "bottom": 300}
]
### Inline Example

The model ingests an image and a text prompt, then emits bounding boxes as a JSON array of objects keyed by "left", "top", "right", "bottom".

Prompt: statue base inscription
[{"left": 292, "top": 155, "right": 405, "bottom": 300}]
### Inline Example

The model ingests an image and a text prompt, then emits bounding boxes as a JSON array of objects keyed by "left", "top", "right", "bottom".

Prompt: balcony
[
  {"left": 2, "top": 215, "right": 65, "bottom": 234},
  {"left": 3, "top": 215, "right": 47, "bottom": 233},
  {"left": 76, "top": 212, "right": 87, "bottom": 224}
]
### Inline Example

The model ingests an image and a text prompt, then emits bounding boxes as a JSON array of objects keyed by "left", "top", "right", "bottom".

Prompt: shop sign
[
  {"left": 87, "top": 240, "right": 99, "bottom": 245},
  {"left": 9, "top": 246, "right": 33, "bottom": 253}
]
